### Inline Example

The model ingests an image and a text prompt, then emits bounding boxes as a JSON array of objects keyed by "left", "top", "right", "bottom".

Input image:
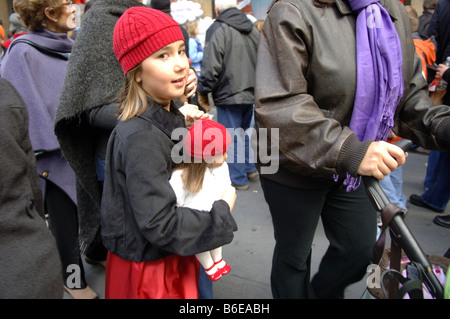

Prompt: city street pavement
[{"left": 73, "top": 147, "right": 449, "bottom": 300}]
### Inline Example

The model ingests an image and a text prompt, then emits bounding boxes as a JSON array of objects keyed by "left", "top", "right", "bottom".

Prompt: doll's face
[
  {"left": 136, "top": 40, "right": 189, "bottom": 107},
  {"left": 207, "top": 153, "right": 228, "bottom": 167}
]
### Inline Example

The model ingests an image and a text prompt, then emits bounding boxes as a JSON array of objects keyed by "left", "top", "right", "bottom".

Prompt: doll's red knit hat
[
  {"left": 185, "top": 119, "right": 231, "bottom": 159},
  {"left": 113, "top": 6, "right": 184, "bottom": 75}
]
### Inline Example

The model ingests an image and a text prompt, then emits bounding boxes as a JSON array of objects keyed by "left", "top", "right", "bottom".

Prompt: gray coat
[
  {"left": 0, "top": 78, "right": 63, "bottom": 298},
  {"left": 55, "top": 0, "right": 146, "bottom": 252}
]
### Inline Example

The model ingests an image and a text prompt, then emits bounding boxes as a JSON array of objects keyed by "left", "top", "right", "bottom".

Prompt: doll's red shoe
[
  {"left": 215, "top": 259, "right": 231, "bottom": 275},
  {"left": 204, "top": 264, "right": 222, "bottom": 281}
]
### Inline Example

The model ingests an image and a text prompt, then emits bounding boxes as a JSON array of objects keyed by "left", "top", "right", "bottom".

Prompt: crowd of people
[{"left": 0, "top": 0, "right": 449, "bottom": 300}]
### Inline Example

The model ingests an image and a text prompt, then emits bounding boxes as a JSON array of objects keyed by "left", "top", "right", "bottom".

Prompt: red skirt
[{"left": 105, "top": 252, "right": 200, "bottom": 299}]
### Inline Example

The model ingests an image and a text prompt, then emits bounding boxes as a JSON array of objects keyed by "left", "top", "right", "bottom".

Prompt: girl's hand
[
  {"left": 184, "top": 68, "right": 198, "bottom": 99},
  {"left": 221, "top": 186, "right": 237, "bottom": 212},
  {"left": 179, "top": 103, "right": 211, "bottom": 129},
  {"left": 357, "top": 141, "right": 407, "bottom": 180}
]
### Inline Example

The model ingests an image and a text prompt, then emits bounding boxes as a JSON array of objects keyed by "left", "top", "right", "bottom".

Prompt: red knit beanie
[
  {"left": 113, "top": 7, "right": 184, "bottom": 75},
  {"left": 185, "top": 119, "right": 231, "bottom": 159}
]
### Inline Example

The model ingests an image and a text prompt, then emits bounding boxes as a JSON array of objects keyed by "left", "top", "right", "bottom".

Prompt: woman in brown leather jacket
[{"left": 254, "top": 0, "right": 450, "bottom": 298}]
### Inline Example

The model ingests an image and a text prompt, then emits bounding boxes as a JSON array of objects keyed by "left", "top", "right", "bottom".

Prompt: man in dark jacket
[
  {"left": 427, "top": 0, "right": 450, "bottom": 105},
  {"left": 418, "top": 0, "right": 438, "bottom": 39},
  {"left": 410, "top": 0, "right": 450, "bottom": 228},
  {"left": 197, "top": 0, "right": 260, "bottom": 190}
]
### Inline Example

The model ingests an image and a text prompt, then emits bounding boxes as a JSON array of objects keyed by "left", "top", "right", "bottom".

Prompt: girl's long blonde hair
[{"left": 117, "top": 65, "right": 149, "bottom": 121}]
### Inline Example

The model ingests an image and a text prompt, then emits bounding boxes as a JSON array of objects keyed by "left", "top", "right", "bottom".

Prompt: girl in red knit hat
[
  {"left": 170, "top": 119, "right": 236, "bottom": 281},
  {"left": 101, "top": 6, "right": 237, "bottom": 299}
]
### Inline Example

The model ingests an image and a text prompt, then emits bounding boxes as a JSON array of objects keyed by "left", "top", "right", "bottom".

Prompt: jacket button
[
  {"left": 42, "top": 171, "right": 49, "bottom": 178},
  {"left": 26, "top": 199, "right": 35, "bottom": 218}
]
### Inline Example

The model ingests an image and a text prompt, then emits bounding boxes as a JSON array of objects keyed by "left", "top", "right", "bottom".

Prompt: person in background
[
  {"left": 3, "top": 12, "right": 27, "bottom": 48},
  {"left": 431, "top": 67, "right": 450, "bottom": 227},
  {"left": 254, "top": 0, "right": 450, "bottom": 299},
  {"left": 427, "top": 0, "right": 450, "bottom": 106},
  {"left": 198, "top": 0, "right": 260, "bottom": 191},
  {"left": 185, "top": 20, "right": 203, "bottom": 78},
  {"left": 0, "top": 0, "right": 97, "bottom": 299},
  {"left": 69, "top": 0, "right": 97, "bottom": 40},
  {"left": 55, "top": 0, "right": 147, "bottom": 275},
  {"left": 410, "top": 1, "right": 450, "bottom": 226},
  {"left": 102, "top": 7, "right": 237, "bottom": 298},
  {"left": 418, "top": 0, "right": 438, "bottom": 40},
  {"left": 0, "top": 78, "right": 63, "bottom": 299},
  {"left": 412, "top": 0, "right": 438, "bottom": 85}
]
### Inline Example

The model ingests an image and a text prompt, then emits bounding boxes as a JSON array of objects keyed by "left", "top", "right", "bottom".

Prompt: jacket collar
[
  {"left": 138, "top": 99, "right": 184, "bottom": 140},
  {"left": 335, "top": 0, "right": 353, "bottom": 14},
  {"left": 334, "top": 0, "right": 398, "bottom": 21}
]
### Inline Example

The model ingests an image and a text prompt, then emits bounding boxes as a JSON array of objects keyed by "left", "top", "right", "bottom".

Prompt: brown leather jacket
[{"left": 254, "top": 0, "right": 450, "bottom": 189}]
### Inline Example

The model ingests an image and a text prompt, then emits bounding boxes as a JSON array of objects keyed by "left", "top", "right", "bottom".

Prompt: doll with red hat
[
  {"left": 170, "top": 119, "right": 236, "bottom": 281},
  {"left": 101, "top": 7, "right": 237, "bottom": 299}
]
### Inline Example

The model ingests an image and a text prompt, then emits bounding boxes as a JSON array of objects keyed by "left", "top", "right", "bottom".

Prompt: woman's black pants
[
  {"left": 45, "top": 180, "right": 87, "bottom": 289},
  {"left": 260, "top": 176, "right": 377, "bottom": 299}
]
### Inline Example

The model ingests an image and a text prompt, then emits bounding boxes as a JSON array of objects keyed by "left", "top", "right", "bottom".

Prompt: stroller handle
[{"left": 363, "top": 139, "right": 444, "bottom": 299}]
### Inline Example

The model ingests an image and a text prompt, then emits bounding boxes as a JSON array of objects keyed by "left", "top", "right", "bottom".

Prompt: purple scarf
[{"left": 340, "top": 0, "right": 404, "bottom": 191}]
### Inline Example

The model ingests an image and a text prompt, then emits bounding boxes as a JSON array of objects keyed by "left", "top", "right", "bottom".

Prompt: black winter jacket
[
  {"left": 198, "top": 8, "right": 259, "bottom": 106},
  {"left": 427, "top": 0, "right": 450, "bottom": 105},
  {"left": 0, "top": 78, "right": 63, "bottom": 298},
  {"left": 427, "top": 0, "right": 450, "bottom": 64},
  {"left": 100, "top": 100, "right": 237, "bottom": 262}
]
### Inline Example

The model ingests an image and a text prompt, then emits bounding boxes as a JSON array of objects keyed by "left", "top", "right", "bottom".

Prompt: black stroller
[{"left": 363, "top": 139, "right": 445, "bottom": 299}]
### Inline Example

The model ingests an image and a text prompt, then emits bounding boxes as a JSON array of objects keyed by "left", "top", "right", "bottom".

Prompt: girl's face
[{"left": 136, "top": 40, "right": 189, "bottom": 107}]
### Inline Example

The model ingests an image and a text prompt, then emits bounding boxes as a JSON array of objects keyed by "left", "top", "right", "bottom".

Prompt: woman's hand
[
  {"left": 436, "top": 63, "right": 449, "bottom": 80},
  {"left": 357, "top": 141, "right": 407, "bottom": 180},
  {"left": 184, "top": 68, "right": 198, "bottom": 99},
  {"left": 221, "top": 185, "right": 237, "bottom": 212},
  {"left": 179, "top": 103, "right": 211, "bottom": 129}
]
